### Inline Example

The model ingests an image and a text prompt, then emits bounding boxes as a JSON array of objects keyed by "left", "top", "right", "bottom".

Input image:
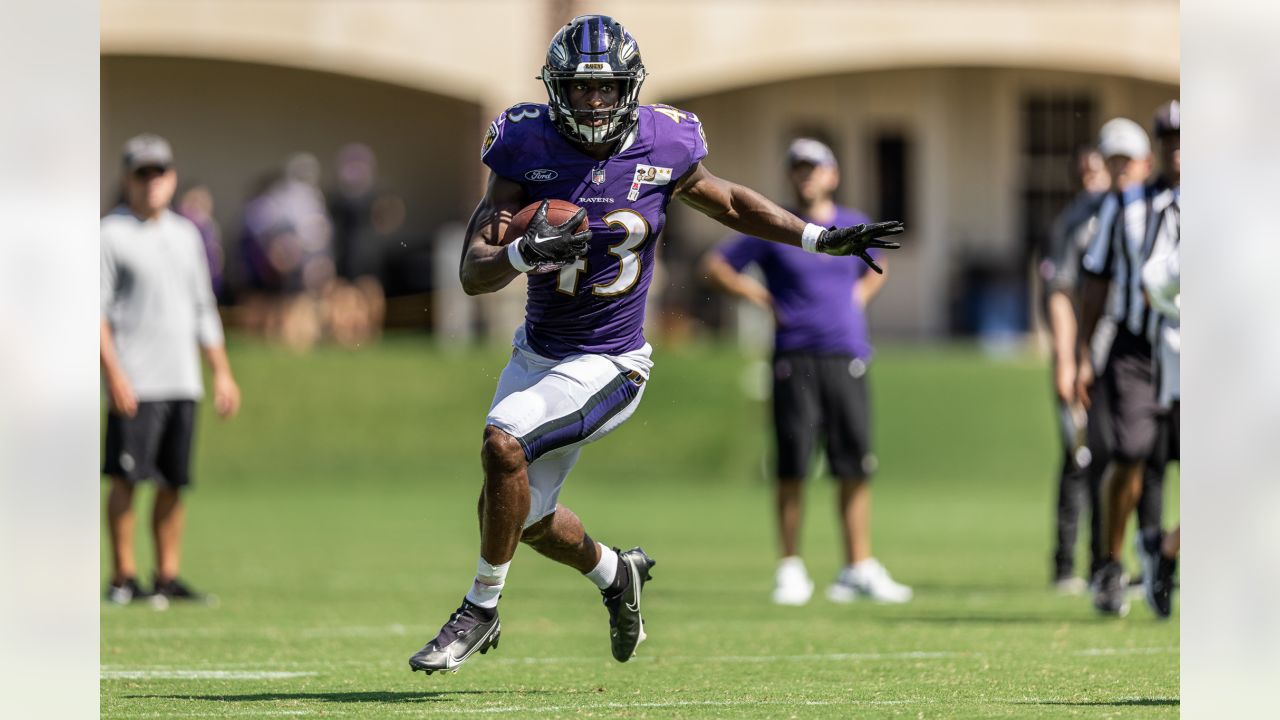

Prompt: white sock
[
  {"left": 464, "top": 557, "right": 510, "bottom": 609},
  {"left": 584, "top": 543, "right": 619, "bottom": 590},
  {"left": 848, "top": 558, "right": 878, "bottom": 576},
  {"left": 778, "top": 556, "right": 807, "bottom": 574}
]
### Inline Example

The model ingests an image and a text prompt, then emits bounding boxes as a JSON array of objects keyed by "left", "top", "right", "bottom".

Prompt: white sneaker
[
  {"left": 771, "top": 557, "right": 814, "bottom": 606},
  {"left": 827, "top": 558, "right": 913, "bottom": 604},
  {"left": 1053, "top": 576, "right": 1088, "bottom": 596}
]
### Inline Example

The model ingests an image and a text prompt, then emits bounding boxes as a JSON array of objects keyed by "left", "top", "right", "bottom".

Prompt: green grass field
[{"left": 101, "top": 337, "right": 1178, "bottom": 718}]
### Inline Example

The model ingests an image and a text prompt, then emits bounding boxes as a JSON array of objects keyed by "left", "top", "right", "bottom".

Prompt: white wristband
[
  {"left": 507, "top": 240, "right": 534, "bottom": 273},
  {"left": 801, "top": 223, "right": 825, "bottom": 254}
]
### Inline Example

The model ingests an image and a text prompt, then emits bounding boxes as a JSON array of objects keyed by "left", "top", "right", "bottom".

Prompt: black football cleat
[
  {"left": 1145, "top": 553, "right": 1177, "bottom": 620},
  {"left": 409, "top": 599, "right": 501, "bottom": 675},
  {"left": 105, "top": 578, "right": 150, "bottom": 606},
  {"left": 602, "top": 547, "right": 656, "bottom": 662},
  {"left": 150, "top": 576, "right": 216, "bottom": 609},
  {"left": 1092, "top": 560, "right": 1130, "bottom": 617},
  {"left": 153, "top": 576, "right": 204, "bottom": 601}
]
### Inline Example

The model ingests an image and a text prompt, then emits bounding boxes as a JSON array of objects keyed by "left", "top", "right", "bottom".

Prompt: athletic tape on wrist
[
  {"left": 801, "top": 223, "right": 825, "bottom": 254},
  {"left": 507, "top": 240, "right": 535, "bottom": 273}
]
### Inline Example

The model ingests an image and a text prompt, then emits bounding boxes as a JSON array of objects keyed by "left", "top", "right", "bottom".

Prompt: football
[{"left": 501, "top": 199, "right": 588, "bottom": 246}]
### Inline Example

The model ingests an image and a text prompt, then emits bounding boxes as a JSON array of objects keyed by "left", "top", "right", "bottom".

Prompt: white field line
[
  {"left": 993, "top": 695, "right": 1178, "bottom": 705},
  {"left": 108, "top": 707, "right": 312, "bottom": 712},
  {"left": 117, "top": 624, "right": 432, "bottom": 639},
  {"left": 101, "top": 670, "right": 317, "bottom": 680},
  {"left": 436, "top": 699, "right": 922, "bottom": 714},
  {"left": 1073, "top": 646, "right": 1178, "bottom": 656}
]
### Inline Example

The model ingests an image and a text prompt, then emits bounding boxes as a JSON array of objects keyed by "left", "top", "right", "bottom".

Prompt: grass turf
[{"left": 101, "top": 337, "right": 1178, "bottom": 718}]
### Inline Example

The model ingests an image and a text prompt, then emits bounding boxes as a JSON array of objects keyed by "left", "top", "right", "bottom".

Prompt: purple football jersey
[
  {"left": 718, "top": 206, "right": 879, "bottom": 359},
  {"left": 482, "top": 103, "right": 708, "bottom": 359}
]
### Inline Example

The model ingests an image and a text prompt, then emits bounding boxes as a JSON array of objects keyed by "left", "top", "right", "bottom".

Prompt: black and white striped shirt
[
  {"left": 1081, "top": 180, "right": 1178, "bottom": 345},
  {"left": 1143, "top": 196, "right": 1181, "bottom": 407}
]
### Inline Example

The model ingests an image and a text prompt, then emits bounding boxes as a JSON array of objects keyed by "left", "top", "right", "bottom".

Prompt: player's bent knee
[
  {"left": 520, "top": 513, "right": 554, "bottom": 544},
  {"left": 482, "top": 424, "right": 528, "bottom": 474}
]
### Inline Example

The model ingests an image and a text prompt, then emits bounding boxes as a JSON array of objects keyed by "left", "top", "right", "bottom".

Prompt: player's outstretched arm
[
  {"left": 673, "top": 163, "right": 902, "bottom": 273},
  {"left": 458, "top": 173, "right": 528, "bottom": 295}
]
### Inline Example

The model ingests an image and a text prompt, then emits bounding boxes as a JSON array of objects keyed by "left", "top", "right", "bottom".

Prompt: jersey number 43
[{"left": 556, "top": 209, "right": 650, "bottom": 297}]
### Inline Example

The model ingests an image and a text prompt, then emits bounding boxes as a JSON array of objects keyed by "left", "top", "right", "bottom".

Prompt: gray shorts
[{"left": 1093, "top": 331, "right": 1160, "bottom": 464}]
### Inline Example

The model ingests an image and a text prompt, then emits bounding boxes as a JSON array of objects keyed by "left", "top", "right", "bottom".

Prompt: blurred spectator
[
  {"left": 701, "top": 137, "right": 911, "bottom": 607},
  {"left": 1038, "top": 147, "right": 1110, "bottom": 594},
  {"left": 101, "top": 133, "right": 241, "bottom": 606},
  {"left": 1076, "top": 112, "right": 1179, "bottom": 616},
  {"left": 325, "top": 143, "right": 395, "bottom": 347},
  {"left": 329, "top": 143, "right": 381, "bottom": 280},
  {"left": 177, "top": 183, "right": 225, "bottom": 297},
  {"left": 238, "top": 153, "right": 335, "bottom": 351},
  {"left": 1137, "top": 106, "right": 1179, "bottom": 618}
]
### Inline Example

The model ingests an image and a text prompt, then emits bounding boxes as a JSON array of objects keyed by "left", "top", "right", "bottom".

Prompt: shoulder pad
[{"left": 482, "top": 103, "right": 552, "bottom": 178}]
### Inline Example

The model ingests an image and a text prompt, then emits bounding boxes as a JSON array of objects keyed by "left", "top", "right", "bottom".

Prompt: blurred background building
[{"left": 101, "top": 0, "right": 1178, "bottom": 346}]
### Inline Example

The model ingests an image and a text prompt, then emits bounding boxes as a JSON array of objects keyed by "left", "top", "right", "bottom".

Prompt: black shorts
[
  {"left": 102, "top": 400, "right": 197, "bottom": 488},
  {"left": 1152, "top": 400, "right": 1180, "bottom": 466},
  {"left": 772, "top": 352, "right": 874, "bottom": 481},
  {"left": 1092, "top": 331, "right": 1160, "bottom": 464}
]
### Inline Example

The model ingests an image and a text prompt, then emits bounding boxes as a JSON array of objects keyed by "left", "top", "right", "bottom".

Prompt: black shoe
[
  {"left": 409, "top": 599, "right": 501, "bottom": 675},
  {"left": 1146, "top": 553, "right": 1177, "bottom": 619},
  {"left": 1092, "top": 560, "right": 1130, "bottom": 617},
  {"left": 602, "top": 547, "right": 656, "bottom": 662},
  {"left": 153, "top": 577, "right": 208, "bottom": 604},
  {"left": 105, "top": 578, "right": 149, "bottom": 605}
]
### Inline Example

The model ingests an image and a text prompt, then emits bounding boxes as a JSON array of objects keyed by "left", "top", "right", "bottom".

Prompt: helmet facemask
[{"left": 541, "top": 70, "right": 646, "bottom": 146}]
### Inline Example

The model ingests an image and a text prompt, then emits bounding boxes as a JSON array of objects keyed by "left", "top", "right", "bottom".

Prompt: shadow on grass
[
  {"left": 137, "top": 689, "right": 551, "bottom": 704},
  {"left": 1010, "top": 699, "right": 1179, "bottom": 707}
]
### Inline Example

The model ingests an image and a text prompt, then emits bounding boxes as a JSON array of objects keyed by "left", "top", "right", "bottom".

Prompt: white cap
[
  {"left": 1097, "top": 118, "right": 1150, "bottom": 160},
  {"left": 786, "top": 138, "right": 837, "bottom": 168}
]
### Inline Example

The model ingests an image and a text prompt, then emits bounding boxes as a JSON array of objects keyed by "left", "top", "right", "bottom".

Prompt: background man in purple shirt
[
  {"left": 703, "top": 138, "right": 911, "bottom": 606},
  {"left": 408, "top": 16, "right": 902, "bottom": 675}
]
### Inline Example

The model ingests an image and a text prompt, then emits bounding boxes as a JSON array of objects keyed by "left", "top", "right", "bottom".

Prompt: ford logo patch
[{"left": 525, "top": 169, "right": 558, "bottom": 182}]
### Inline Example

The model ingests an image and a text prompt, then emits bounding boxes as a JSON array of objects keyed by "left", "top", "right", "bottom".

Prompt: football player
[{"left": 409, "top": 14, "right": 902, "bottom": 674}]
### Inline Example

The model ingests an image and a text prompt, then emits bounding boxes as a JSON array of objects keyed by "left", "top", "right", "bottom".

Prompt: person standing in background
[
  {"left": 702, "top": 138, "right": 911, "bottom": 606},
  {"left": 101, "top": 133, "right": 241, "bottom": 605},
  {"left": 1038, "top": 148, "right": 1110, "bottom": 594},
  {"left": 177, "top": 184, "right": 224, "bottom": 299},
  {"left": 1077, "top": 112, "right": 1178, "bottom": 616},
  {"left": 1138, "top": 100, "right": 1180, "bottom": 619}
]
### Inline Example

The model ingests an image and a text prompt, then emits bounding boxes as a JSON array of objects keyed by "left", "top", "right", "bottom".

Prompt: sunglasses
[{"left": 131, "top": 166, "right": 169, "bottom": 180}]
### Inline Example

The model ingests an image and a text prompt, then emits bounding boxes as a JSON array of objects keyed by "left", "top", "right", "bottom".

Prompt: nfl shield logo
[{"left": 591, "top": 167, "right": 606, "bottom": 185}]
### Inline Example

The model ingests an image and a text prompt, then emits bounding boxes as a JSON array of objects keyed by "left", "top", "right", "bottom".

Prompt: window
[
  {"left": 1020, "top": 93, "right": 1097, "bottom": 258},
  {"left": 874, "top": 133, "right": 909, "bottom": 227}
]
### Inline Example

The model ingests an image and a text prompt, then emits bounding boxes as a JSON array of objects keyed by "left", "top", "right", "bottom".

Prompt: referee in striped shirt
[{"left": 1075, "top": 112, "right": 1179, "bottom": 616}]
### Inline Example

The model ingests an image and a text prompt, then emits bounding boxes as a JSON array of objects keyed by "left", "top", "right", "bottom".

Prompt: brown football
[{"left": 500, "top": 199, "right": 588, "bottom": 246}]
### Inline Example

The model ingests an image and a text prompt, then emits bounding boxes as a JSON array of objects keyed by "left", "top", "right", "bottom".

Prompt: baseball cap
[
  {"left": 122, "top": 133, "right": 174, "bottom": 171},
  {"left": 1152, "top": 100, "right": 1180, "bottom": 137},
  {"left": 786, "top": 138, "right": 837, "bottom": 168},
  {"left": 1096, "top": 118, "right": 1150, "bottom": 160}
]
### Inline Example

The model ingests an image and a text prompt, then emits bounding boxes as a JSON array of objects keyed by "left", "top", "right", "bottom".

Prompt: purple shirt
[
  {"left": 718, "top": 206, "right": 878, "bottom": 359},
  {"left": 483, "top": 103, "right": 708, "bottom": 359}
]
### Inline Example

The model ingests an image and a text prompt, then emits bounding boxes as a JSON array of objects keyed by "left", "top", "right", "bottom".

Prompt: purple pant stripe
[{"left": 521, "top": 373, "right": 638, "bottom": 461}]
